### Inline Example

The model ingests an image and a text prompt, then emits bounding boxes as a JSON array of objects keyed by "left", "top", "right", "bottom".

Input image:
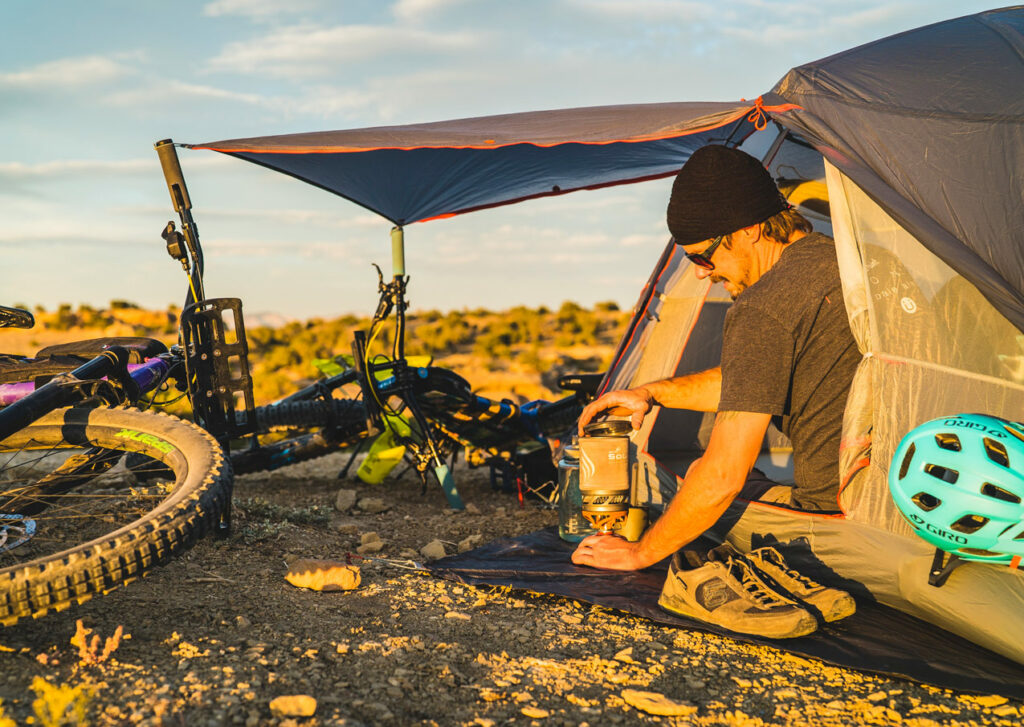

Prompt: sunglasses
[{"left": 684, "top": 234, "right": 725, "bottom": 271}]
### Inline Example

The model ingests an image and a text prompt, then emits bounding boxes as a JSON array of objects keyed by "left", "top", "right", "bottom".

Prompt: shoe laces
[
  {"left": 758, "top": 547, "right": 819, "bottom": 590},
  {"left": 727, "top": 556, "right": 790, "bottom": 608}
]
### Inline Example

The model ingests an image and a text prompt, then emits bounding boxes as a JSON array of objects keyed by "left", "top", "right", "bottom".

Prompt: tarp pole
[{"left": 391, "top": 226, "right": 406, "bottom": 278}]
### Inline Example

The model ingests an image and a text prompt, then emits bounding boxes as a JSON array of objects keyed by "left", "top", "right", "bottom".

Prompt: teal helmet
[{"left": 888, "top": 413, "right": 1024, "bottom": 564}]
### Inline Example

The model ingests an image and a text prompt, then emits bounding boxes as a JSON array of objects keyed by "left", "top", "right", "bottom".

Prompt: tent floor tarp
[{"left": 429, "top": 529, "right": 1024, "bottom": 699}]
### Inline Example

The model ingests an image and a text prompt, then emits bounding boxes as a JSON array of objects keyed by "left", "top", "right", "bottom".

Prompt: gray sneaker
[
  {"left": 657, "top": 546, "right": 817, "bottom": 639},
  {"left": 745, "top": 545, "right": 856, "bottom": 623}
]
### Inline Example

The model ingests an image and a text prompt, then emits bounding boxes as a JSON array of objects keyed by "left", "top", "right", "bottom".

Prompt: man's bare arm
[
  {"left": 571, "top": 409, "right": 771, "bottom": 570},
  {"left": 638, "top": 367, "right": 722, "bottom": 412},
  {"left": 577, "top": 367, "right": 722, "bottom": 433}
]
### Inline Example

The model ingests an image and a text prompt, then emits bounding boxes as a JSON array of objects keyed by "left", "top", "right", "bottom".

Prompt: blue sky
[{"left": 1, "top": 0, "right": 997, "bottom": 318}]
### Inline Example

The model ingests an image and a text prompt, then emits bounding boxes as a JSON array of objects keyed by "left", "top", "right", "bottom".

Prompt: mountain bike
[
  {"left": 0, "top": 313, "right": 233, "bottom": 625},
  {"left": 0, "top": 140, "right": 591, "bottom": 624}
]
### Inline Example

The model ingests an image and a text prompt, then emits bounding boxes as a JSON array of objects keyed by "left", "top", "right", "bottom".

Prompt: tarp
[
  {"left": 188, "top": 102, "right": 764, "bottom": 225},
  {"left": 430, "top": 529, "right": 1024, "bottom": 698}
]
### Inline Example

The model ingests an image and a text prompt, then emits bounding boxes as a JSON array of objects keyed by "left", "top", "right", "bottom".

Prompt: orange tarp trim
[{"left": 191, "top": 103, "right": 804, "bottom": 155}]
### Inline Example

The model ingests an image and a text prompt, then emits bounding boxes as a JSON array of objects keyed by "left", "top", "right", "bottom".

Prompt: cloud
[
  {"left": 715, "top": 0, "right": 906, "bottom": 48},
  {"left": 208, "top": 24, "right": 483, "bottom": 78},
  {"left": 196, "top": 207, "right": 386, "bottom": 230},
  {"left": 564, "top": 0, "right": 711, "bottom": 21},
  {"left": 391, "top": 0, "right": 477, "bottom": 23},
  {"left": 0, "top": 56, "right": 131, "bottom": 88},
  {"left": 202, "top": 0, "right": 321, "bottom": 19},
  {"left": 0, "top": 155, "right": 235, "bottom": 183},
  {"left": 0, "top": 159, "right": 152, "bottom": 179},
  {"left": 102, "top": 79, "right": 271, "bottom": 110},
  {"left": 621, "top": 233, "right": 666, "bottom": 247}
]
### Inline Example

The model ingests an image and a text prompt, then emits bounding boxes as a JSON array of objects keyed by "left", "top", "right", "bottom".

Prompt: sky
[{"left": 0, "top": 0, "right": 999, "bottom": 320}]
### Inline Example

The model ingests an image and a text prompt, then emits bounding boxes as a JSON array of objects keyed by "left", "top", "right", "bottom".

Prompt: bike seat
[
  {"left": 0, "top": 306, "right": 34, "bottom": 329},
  {"left": 35, "top": 337, "right": 169, "bottom": 364}
]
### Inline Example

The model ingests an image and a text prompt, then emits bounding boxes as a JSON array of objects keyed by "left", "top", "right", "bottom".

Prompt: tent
[{"left": 187, "top": 7, "right": 1024, "bottom": 666}]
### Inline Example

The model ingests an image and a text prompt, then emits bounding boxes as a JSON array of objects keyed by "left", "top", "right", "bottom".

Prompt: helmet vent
[
  {"left": 924, "top": 463, "right": 958, "bottom": 484},
  {"left": 911, "top": 492, "right": 941, "bottom": 511},
  {"left": 898, "top": 443, "right": 916, "bottom": 480},
  {"left": 1004, "top": 421, "right": 1024, "bottom": 444},
  {"left": 983, "top": 438, "right": 1010, "bottom": 468},
  {"left": 934, "top": 433, "right": 961, "bottom": 451},
  {"left": 981, "top": 482, "right": 1021, "bottom": 504},
  {"left": 951, "top": 514, "right": 989, "bottom": 534}
]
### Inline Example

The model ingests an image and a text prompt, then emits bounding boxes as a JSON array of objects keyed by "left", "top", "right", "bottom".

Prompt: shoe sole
[
  {"left": 816, "top": 594, "right": 856, "bottom": 623},
  {"left": 657, "top": 593, "right": 818, "bottom": 639}
]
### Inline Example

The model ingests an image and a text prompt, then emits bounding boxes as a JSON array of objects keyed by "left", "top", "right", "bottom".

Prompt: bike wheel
[
  {"left": 0, "top": 407, "right": 231, "bottom": 626},
  {"left": 231, "top": 398, "right": 368, "bottom": 475}
]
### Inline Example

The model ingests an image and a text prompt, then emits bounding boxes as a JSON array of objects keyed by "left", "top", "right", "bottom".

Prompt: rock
[
  {"left": 975, "top": 695, "right": 1009, "bottom": 708},
  {"left": 445, "top": 611, "right": 471, "bottom": 621},
  {"left": 399, "top": 548, "right": 420, "bottom": 559},
  {"left": 867, "top": 691, "right": 887, "bottom": 702},
  {"left": 420, "top": 540, "right": 447, "bottom": 561},
  {"left": 458, "top": 534, "right": 484, "bottom": 553},
  {"left": 521, "top": 706, "right": 550, "bottom": 718},
  {"left": 334, "top": 521, "right": 360, "bottom": 535},
  {"left": 356, "top": 540, "right": 384, "bottom": 555},
  {"left": 335, "top": 488, "right": 357, "bottom": 512},
  {"left": 285, "top": 559, "right": 360, "bottom": 592},
  {"left": 465, "top": 503, "right": 481, "bottom": 514},
  {"left": 621, "top": 689, "right": 697, "bottom": 717},
  {"left": 268, "top": 695, "right": 317, "bottom": 717},
  {"left": 358, "top": 497, "right": 389, "bottom": 514},
  {"left": 360, "top": 532, "right": 382, "bottom": 545},
  {"left": 613, "top": 647, "right": 638, "bottom": 664},
  {"left": 235, "top": 615, "right": 251, "bottom": 629}
]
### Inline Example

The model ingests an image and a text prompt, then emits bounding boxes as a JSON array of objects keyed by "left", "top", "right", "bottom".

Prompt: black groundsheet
[{"left": 429, "top": 528, "right": 1024, "bottom": 699}]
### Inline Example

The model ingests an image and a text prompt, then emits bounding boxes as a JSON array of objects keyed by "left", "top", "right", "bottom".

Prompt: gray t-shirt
[{"left": 718, "top": 232, "right": 859, "bottom": 510}]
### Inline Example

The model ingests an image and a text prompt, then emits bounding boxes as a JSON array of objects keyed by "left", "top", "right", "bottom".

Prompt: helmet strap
[{"left": 928, "top": 549, "right": 968, "bottom": 588}]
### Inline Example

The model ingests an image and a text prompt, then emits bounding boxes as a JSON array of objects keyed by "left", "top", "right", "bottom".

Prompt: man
[{"left": 570, "top": 144, "right": 860, "bottom": 637}]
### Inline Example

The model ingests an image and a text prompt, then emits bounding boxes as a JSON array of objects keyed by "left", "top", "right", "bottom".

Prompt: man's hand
[
  {"left": 571, "top": 532, "right": 646, "bottom": 571},
  {"left": 577, "top": 388, "right": 653, "bottom": 434}
]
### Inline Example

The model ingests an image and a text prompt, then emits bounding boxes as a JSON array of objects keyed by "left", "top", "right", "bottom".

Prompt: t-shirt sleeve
[{"left": 718, "top": 300, "right": 794, "bottom": 415}]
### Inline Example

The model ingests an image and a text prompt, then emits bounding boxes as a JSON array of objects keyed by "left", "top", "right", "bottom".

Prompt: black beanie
[{"left": 666, "top": 145, "right": 788, "bottom": 245}]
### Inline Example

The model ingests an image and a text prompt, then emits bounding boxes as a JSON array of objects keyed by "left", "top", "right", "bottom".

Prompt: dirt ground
[{"left": 0, "top": 453, "right": 1021, "bottom": 726}]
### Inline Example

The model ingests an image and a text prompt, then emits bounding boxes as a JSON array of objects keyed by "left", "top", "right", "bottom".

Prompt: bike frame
[{"left": 0, "top": 140, "right": 588, "bottom": 513}]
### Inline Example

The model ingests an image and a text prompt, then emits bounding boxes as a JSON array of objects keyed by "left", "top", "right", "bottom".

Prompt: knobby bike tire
[
  {"left": 0, "top": 407, "right": 231, "bottom": 626},
  {"left": 252, "top": 398, "right": 364, "bottom": 432},
  {"left": 231, "top": 399, "right": 368, "bottom": 475}
]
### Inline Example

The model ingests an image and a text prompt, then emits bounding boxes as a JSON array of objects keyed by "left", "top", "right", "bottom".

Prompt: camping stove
[{"left": 578, "top": 420, "right": 632, "bottom": 532}]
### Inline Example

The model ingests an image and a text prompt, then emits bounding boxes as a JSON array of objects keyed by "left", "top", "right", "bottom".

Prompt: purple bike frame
[{"left": 0, "top": 357, "right": 175, "bottom": 407}]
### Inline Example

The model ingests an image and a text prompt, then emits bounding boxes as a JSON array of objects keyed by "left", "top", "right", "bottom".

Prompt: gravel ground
[{"left": 0, "top": 453, "right": 1021, "bottom": 726}]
